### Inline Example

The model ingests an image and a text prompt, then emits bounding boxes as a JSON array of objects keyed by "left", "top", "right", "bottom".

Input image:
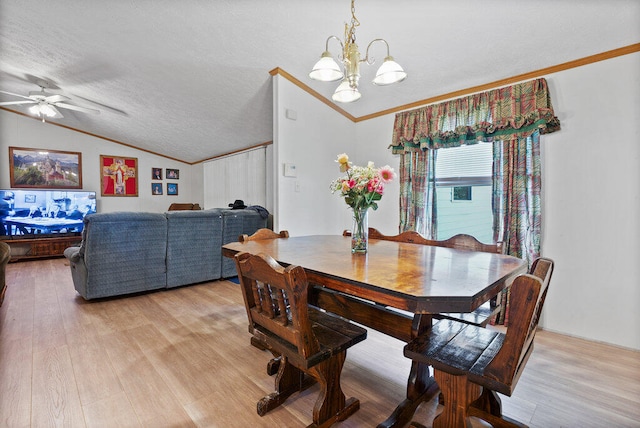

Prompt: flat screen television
[{"left": 0, "top": 189, "right": 97, "bottom": 240}]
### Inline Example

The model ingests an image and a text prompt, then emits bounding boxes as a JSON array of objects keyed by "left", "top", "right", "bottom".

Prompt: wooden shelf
[{"left": 4, "top": 236, "right": 82, "bottom": 262}]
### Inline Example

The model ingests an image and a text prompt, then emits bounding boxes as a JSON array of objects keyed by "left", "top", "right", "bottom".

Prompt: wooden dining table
[{"left": 222, "top": 234, "right": 527, "bottom": 428}]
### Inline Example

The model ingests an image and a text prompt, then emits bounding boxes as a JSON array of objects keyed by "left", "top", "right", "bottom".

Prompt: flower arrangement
[
  {"left": 330, "top": 153, "right": 396, "bottom": 211},
  {"left": 330, "top": 153, "right": 396, "bottom": 253}
]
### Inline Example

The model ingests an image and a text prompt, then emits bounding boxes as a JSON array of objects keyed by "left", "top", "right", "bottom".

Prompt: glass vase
[{"left": 351, "top": 207, "right": 369, "bottom": 254}]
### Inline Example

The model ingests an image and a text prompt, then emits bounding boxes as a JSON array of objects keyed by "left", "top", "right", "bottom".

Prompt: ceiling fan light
[
  {"left": 40, "top": 104, "right": 57, "bottom": 117},
  {"left": 372, "top": 56, "right": 407, "bottom": 86},
  {"left": 331, "top": 80, "right": 361, "bottom": 103},
  {"left": 309, "top": 51, "right": 344, "bottom": 82},
  {"left": 28, "top": 105, "right": 41, "bottom": 116}
]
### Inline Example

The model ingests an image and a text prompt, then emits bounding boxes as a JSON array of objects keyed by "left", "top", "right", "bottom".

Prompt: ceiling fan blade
[
  {"left": 0, "top": 90, "right": 33, "bottom": 100},
  {"left": 0, "top": 100, "right": 36, "bottom": 106},
  {"left": 55, "top": 102, "right": 100, "bottom": 115},
  {"left": 44, "top": 94, "right": 71, "bottom": 104}
]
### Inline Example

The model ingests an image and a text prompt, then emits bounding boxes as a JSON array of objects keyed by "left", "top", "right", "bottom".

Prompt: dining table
[{"left": 222, "top": 234, "right": 527, "bottom": 428}]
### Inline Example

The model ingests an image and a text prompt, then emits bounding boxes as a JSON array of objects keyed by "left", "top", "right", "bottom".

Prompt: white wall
[
  {"left": 540, "top": 52, "right": 640, "bottom": 350},
  {"left": 0, "top": 111, "right": 201, "bottom": 213},
  {"left": 272, "top": 75, "right": 356, "bottom": 235},
  {"left": 273, "top": 52, "right": 640, "bottom": 351}
]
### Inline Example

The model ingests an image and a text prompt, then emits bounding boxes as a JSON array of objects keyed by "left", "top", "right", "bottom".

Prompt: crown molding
[{"left": 274, "top": 43, "right": 640, "bottom": 123}]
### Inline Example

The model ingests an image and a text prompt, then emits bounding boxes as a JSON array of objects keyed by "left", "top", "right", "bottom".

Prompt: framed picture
[
  {"left": 24, "top": 194, "right": 36, "bottom": 203},
  {"left": 167, "top": 182, "right": 178, "bottom": 195},
  {"left": 152, "top": 167, "right": 162, "bottom": 180},
  {"left": 151, "top": 183, "right": 163, "bottom": 195},
  {"left": 100, "top": 155, "right": 138, "bottom": 197},
  {"left": 166, "top": 168, "right": 179, "bottom": 180},
  {"left": 9, "top": 146, "right": 82, "bottom": 189}
]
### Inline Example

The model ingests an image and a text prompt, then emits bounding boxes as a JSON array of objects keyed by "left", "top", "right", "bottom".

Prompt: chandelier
[{"left": 309, "top": 0, "right": 407, "bottom": 103}]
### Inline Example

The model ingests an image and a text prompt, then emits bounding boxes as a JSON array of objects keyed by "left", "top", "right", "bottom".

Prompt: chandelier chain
[{"left": 345, "top": 0, "right": 360, "bottom": 48}]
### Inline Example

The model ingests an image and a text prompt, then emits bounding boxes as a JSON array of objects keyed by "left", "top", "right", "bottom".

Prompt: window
[{"left": 435, "top": 143, "right": 493, "bottom": 241}]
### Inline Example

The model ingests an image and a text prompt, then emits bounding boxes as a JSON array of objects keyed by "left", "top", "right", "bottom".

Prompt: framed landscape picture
[
  {"left": 100, "top": 155, "right": 138, "bottom": 196},
  {"left": 167, "top": 182, "right": 178, "bottom": 195},
  {"left": 9, "top": 146, "right": 82, "bottom": 189},
  {"left": 166, "top": 168, "right": 179, "bottom": 179},
  {"left": 151, "top": 183, "right": 163, "bottom": 195}
]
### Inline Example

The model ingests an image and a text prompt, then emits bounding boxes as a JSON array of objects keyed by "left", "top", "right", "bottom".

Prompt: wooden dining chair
[
  {"left": 404, "top": 257, "right": 554, "bottom": 428},
  {"left": 239, "top": 228, "right": 289, "bottom": 242},
  {"left": 234, "top": 252, "right": 367, "bottom": 427},
  {"left": 367, "top": 228, "right": 504, "bottom": 327}
]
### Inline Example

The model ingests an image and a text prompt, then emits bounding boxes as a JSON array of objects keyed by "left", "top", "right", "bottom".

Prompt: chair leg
[
  {"left": 250, "top": 336, "right": 282, "bottom": 375},
  {"left": 306, "top": 352, "right": 360, "bottom": 428},
  {"left": 432, "top": 369, "right": 481, "bottom": 428},
  {"left": 257, "top": 357, "right": 314, "bottom": 416}
]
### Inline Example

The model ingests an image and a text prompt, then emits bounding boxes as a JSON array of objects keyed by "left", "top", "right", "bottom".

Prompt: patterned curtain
[
  {"left": 390, "top": 78, "right": 559, "bottom": 324},
  {"left": 491, "top": 133, "right": 541, "bottom": 325},
  {"left": 390, "top": 78, "right": 560, "bottom": 153},
  {"left": 398, "top": 150, "right": 437, "bottom": 238}
]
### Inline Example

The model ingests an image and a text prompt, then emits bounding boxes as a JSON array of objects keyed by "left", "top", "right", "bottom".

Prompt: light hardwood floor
[{"left": 1, "top": 258, "right": 639, "bottom": 427}]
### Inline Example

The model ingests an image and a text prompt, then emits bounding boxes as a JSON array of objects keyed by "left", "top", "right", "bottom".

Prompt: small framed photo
[
  {"left": 152, "top": 167, "right": 162, "bottom": 180},
  {"left": 151, "top": 183, "right": 163, "bottom": 195},
  {"left": 25, "top": 194, "right": 37, "bottom": 203},
  {"left": 167, "top": 183, "right": 178, "bottom": 195},
  {"left": 166, "top": 168, "right": 179, "bottom": 180}
]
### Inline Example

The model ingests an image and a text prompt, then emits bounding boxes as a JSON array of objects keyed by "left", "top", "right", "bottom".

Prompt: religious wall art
[
  {"left": 100, "top": 155, "right": 138, "bottom": 197},
  {"left": 9, "top": 146, "right": 82, "bottom": 189}
]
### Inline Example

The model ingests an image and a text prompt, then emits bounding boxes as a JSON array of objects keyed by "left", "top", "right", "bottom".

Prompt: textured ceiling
[{"left": 1, "top": 1, "right": 639, "bottom": 163}]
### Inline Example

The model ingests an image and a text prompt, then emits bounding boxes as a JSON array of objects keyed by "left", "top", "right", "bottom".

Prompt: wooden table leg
[{"left": 378, "top": 314, "right": 440, "bottom": 428}]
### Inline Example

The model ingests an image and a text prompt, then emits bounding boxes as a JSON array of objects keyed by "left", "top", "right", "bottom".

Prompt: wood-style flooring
[{"left": 1, "top": 258, "right": 639, "bottom": 427}]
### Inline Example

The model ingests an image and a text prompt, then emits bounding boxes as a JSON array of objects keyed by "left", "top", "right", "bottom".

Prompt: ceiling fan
[{"left": 0, "top": 82, "right": 100, "bottom": 121}]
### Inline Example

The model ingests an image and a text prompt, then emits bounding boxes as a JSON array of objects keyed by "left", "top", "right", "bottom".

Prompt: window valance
[{"left": 390, "top": 78, "right": 560, "bottom": 154}]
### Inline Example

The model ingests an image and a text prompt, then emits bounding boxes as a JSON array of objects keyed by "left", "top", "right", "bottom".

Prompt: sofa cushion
[
  {"left": 78, "top": 212, "right": 168, "bottom": 299},
  {"left": 166, "top": 209, "right": 223, "bottom": 288}
]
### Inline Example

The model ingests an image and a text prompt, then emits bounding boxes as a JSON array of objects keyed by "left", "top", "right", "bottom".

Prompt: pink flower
[
  {"left": 367, "top": 178, "right": 380, "bottom": 193},
  {"left": 348, "top": 179, "right": 356, "bottom": 189},
  {"left": 378, "top": 165, "right": 396, "bottom": 183}
]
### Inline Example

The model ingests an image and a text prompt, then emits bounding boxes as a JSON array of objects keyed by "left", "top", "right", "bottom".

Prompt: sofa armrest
[{"left": 64, "top": 245, "right": 82, "bottom": 263}]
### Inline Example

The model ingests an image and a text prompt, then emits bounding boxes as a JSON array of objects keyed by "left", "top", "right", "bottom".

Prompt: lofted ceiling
[{"left": 1, "top": 1, "right": 639, "bottom": 164}]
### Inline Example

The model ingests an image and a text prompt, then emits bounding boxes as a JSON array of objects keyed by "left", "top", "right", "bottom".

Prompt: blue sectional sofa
[{"left": 64, "top": 208, "right": 267, "bottom": 300}]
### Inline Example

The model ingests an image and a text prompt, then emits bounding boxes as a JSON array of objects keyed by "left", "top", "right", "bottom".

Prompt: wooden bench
[
  {"left": 239, "top": 228, "right": 289, "bottom": 242},
  {"left": 404, "top": 257, "right": 554, "bottom": 428},
  {"left": 366, "top": 228, "right": 504, "bottom": 327},
  {"left": 167, "top": 202, "right": 201, "bottom": 210},
  {"left": 234, "top": 252, "right": 367, "bottom": 427}
]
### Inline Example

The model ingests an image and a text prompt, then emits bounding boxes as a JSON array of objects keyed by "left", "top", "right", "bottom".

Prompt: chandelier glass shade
[{"left": 309, "top": 0, "right": 406, "bottom": 103}]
